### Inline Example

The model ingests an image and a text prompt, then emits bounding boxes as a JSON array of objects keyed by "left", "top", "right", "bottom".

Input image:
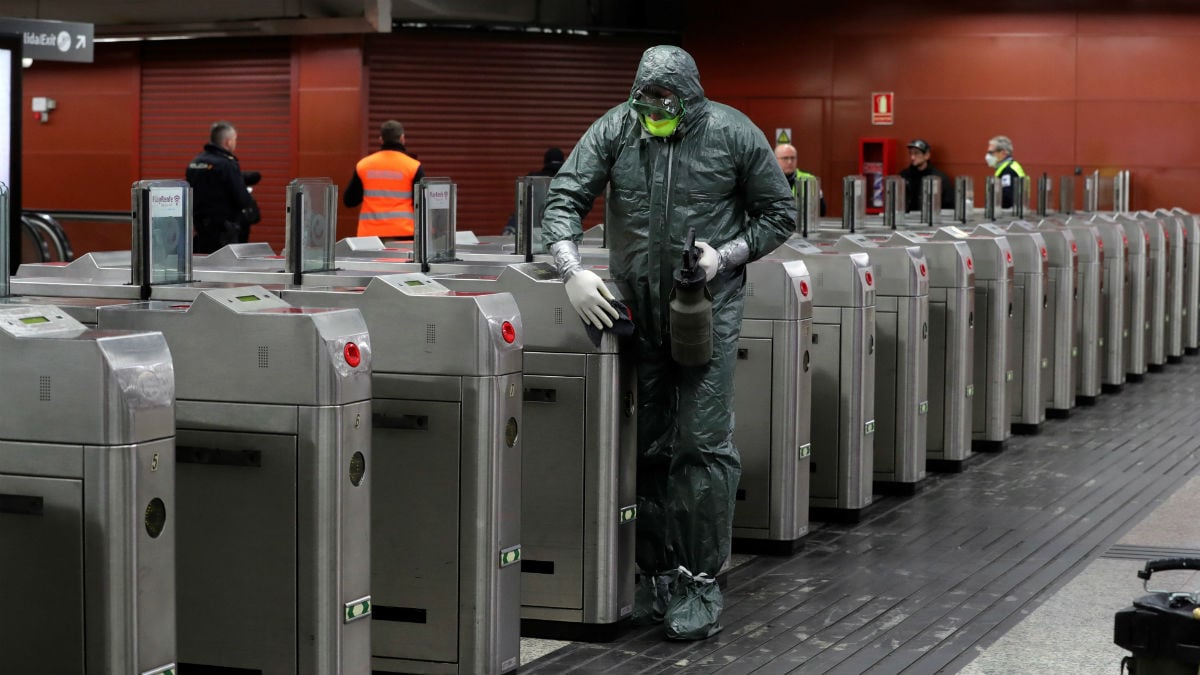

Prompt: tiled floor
[{"left": 522, "top": 357, "right": 1200, "bottom": 674}]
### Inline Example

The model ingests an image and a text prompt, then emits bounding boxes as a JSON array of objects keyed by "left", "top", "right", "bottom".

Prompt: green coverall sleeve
[
  {"left": 733, "top": 123, "right": 797, "bottom": 262},
  {"left": 541, "top": 110, "right": 623, "bottom": 248}
]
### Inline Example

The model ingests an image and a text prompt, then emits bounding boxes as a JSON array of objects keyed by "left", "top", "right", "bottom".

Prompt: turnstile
[
  {"left": 931, "top": 227, "right": 1016, "bottom": 449},
  {"left": 6, "top": 281, "right": 375, "bottom": 675},
  {"left": 876, "top": 232, "right": 976, "bottom": 470},
  {"left": 1147, "top": 210, "right": 1187, "bottom": 362},
  {"left": 277, "top": 275, "right": 524, "bottom": 674},
  {"left": 1040, "top": 217, "right": 1104, "bottom": 404},
  {"left": 831, "top": 234, "right": 928, "bottom": 491},
  {"left": 416, "top": 265, "right": 635, "bottom": 640},
  {"left": 1164, "top": 208, "right": 1200, "bottom": 354},
  {"left": 0, "top": 305, "right": 177, "bottom": 675},
  {"left": 1006, "top": 220, "right": 1079, "bottom": 417},
  {"left": 1112, "top": 214, "right": 1153, "bottom": 378},
  {"left": 971, "top": 224, "right": 1048, "bottom": 434},
  {"left": 735, "top": 258, "right": 813, "bottom": 551},
  {"left": 1065, "top": 215, "right": 1127, "bottom": 391},
  {"left": 769, "top": 239, "right": 876, "bottom": 521},
  {"left": 1133, "top": 213, "right": 1169, "bottom": 370}
]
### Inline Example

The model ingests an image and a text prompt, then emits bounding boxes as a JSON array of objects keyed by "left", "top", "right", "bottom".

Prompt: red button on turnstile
[
  {"left": 799, "top": 280, "right": 809, "bottom": 297},
  {"left": 967, "top": 257, "right": 974, "bottom": 270},
  {"left": 865, "top": 271, "right": 873, "bottom": 286},
  {"left": 919, "top": 263, "right": 926, "bottom": 277},
  {"left": 344, "top": 342, "right": 361, "bottom": 367},
  {"left": 501, "top": 321, "right": 516, "bottom": 344}
]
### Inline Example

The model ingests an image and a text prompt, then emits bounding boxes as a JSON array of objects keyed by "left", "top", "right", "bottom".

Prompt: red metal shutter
[
  {"left": 365, "top": 31, "right": 656, "bottom": 236},
  {"left": 140, "top": 39, "right": 294, "bottom": 250}
]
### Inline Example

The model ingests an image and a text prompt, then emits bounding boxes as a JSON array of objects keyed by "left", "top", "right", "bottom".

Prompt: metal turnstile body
[
  {"left": 0, "top": 306, "right": 177, "bottom": 675},
  {"left": 769, "top": 240, "right": 876, "bottom": 519},
  {"left": 1006, "top": 220, "right": 1079, "bottom": 415},
  {"left": 278, "top": 275, "right": 524, "bottom": 675},
  {"left": 970, "top": 225, "right": 1048, "bottom": 433},
  {"left": 158, "top": 245, "right": 636, "bottom": 639},
  {"left": 831, "top": 235, "right": 928, "bottom": 489},
  {"left": 419, "top": 264, "right": 636, "bottom": 638},
  {"left": 1166, "top": 208, "right": 1200, "bottom": 353},
  {"left": 736, "top": 258, "right": 812, "bottom": 548},
  {"left": 932, "top": 227, "right": 1015, "bottom": 448},
  {"left": 1134, "top": 214, "right": 1169, "bottom": 369},
  {"left": 1145, "top": 211, "right": 1186, "bottom": 362},
  {"left": 1113, "top": 215, "right": 1153, "bottom": 377},
  {"left": 1040, "top": 218, "right": 1104, "bottom": 403},
  {"left": 7, "top": 283, "right": 376, "bottom": 675},
  {"left": 877, "top": 232, "right": 976, "bottom": 468},
  {"left": 1066, "top": 215, "right": 1127, "bottom": 390}
]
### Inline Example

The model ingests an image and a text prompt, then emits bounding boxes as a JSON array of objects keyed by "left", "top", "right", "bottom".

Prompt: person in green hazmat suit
[{"left": 541, "top": 45, "right": 796, "bottom": 640}]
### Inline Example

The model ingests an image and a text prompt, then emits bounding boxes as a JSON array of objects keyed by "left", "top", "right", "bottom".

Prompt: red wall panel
[
  {"left": 686, "top": 3, "right": 1200, "bottom": 214},
  {"left": 22, "top": 44, "right": 141, "bottom": 254}
]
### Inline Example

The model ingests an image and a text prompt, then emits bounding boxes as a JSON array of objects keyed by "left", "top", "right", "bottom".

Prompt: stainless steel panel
[
  {"left": 84, "top": 438, "right": 177, "bottom": 675},
  {"left": 0, "top": 473, "right": 85, "bottom": 674},
  {"left": 297, "top": 402, "right": 372, "bottom": 675},
  {"left": 809, "top": 321, "right": 842, "bottom": 505},
  {"left": 175, "top": 428, "right": 299, "bottom": 674},
  {"left": 371, "top": 397, "right": 462, "bottom": 664},
  {"left": 521, "top": 374, "right": 587, "bottom": 609},
  {"left": 1114, "top": 216, "right": 1150, "bottom": 374},
  {"left": 733, "top": 336, "right": 775, "bottom": 527}
]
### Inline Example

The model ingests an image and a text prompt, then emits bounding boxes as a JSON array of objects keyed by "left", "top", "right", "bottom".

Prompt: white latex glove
[
  {"left": 565, "top": 270, "right": 620, "bottom": 329},
  {"left": 696, "top": 241, "right": 719, "bottom": 282}
]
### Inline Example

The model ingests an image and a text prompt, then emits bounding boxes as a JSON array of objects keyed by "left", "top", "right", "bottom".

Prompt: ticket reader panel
[
  {"left": 0, "top": 305, "right": 177, "bottom": 675},
  {"left": 1066, "top": 215, "right": 1127, "bottom": 390},
  {"left": 93, "top": 288, "right": 373, "bottom": 675}
]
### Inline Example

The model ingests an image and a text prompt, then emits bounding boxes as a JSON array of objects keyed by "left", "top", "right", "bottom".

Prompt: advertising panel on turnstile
[{"left": 0, "top": 35, "right": 20, "bottom": 276}]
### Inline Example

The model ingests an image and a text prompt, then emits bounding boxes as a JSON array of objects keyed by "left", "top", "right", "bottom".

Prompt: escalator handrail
[
  {"left": 22, "top": 212, "right": 74, "bottom": 262},
  {"left": 23, "top": 209, "right": 133, "bottom": 224}
]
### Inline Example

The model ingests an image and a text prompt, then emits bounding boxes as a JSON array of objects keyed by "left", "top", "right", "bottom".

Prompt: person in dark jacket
[
  {"left": 899, "top": 138, "right": 954, "bottom": 213},
  {"left": 502, "top": 147, "right": 565, "bottom": 235},
  {"left": 185, "top": 121, "right": 259, "bottom": 253},
  {"left": 541, "top": 45, "right": 795, "bottom": 641}
]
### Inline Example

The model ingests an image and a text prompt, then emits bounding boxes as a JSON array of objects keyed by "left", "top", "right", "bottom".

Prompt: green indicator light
[
  {"left": 966, "top": 384, "right": 975, "bottom": 397},
  {"left": 1006, "top": 370, "right": 1014, "bottom": 382},
  {"left": 344, "top": 596, "right": 372, "bottom": 623},
  {"left": 1041, "top": 358, "right": 1048, "bottom": 369},
  {"left": 236, "top": 295, "right": 261, "bottom": 302},
  {"left": 19, "top": 316, "right": 49, "bottom": 324},
  {"left": 1072, "top": 347, "right": 1078, "bottom": 357},
  {"left": 798, "top": 444, "right": 811, "bottom": 458},
  {"left": 919, "top": 401, "right": 928, "bottom": 414},
  {"left": 499, "top": 546, "right": 522, "bottom": 567},
  {"left": 865, "top": 420, "right": 875, "bottom": 434}
]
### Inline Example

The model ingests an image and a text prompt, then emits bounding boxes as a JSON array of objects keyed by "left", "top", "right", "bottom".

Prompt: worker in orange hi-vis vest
[{"left": 344, "top": 119, "right": 425, "bottom": 239}]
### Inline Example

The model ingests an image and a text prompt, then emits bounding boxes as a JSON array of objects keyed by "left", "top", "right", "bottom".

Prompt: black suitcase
[{"left": 1114, "top": 557, "right": 1200, "bottom": 674}]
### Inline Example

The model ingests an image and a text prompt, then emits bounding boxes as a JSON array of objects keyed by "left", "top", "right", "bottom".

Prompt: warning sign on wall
[{"left": 871, "top": 92, "right": 894, "bottom": 125}]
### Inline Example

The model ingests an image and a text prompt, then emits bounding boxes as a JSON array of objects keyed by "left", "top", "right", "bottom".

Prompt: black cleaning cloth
[{"left": 584, "top": 298, "right": 636, "bottom": 347}]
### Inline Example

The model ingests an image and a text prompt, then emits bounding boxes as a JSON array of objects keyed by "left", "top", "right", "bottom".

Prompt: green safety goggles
[{"left": 629, "top": 88, "right": 684, "bottom": 120}]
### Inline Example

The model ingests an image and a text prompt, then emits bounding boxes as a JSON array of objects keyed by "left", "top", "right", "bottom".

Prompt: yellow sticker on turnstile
[
  {"left": 500, "top": 545, "right": 522, "bottom": 568},
  {"left": 344, "top": 596, "right": 371, "bottom": 623},
  {"left": 798, "top": 443, "right": 811, "bottom": 458},
  {"left": 619, "top": 506, "right": 637, "bottom": 524}
]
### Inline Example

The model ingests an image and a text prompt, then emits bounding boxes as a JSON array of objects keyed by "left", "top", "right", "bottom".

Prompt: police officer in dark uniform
[
  {"left": 899, "top": 139, "right": 954, "bottom": 213},
  {"left": 185, "top": 121, "right": 260, "bottom": 254}
]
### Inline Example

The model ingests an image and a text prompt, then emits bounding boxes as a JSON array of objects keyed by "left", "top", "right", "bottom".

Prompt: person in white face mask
[{"left": 985, "top": 135, "right": 1026, "bottom": 209}]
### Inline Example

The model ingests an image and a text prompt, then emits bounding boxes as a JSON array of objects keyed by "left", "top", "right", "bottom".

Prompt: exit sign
[{"left": 872, "top": 92, "right": 894, "bottom": 125}]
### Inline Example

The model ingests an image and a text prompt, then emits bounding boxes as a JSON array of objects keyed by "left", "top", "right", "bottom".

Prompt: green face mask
[{"left": 641, "top": 114, "right": 680, "bottom": 137}]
